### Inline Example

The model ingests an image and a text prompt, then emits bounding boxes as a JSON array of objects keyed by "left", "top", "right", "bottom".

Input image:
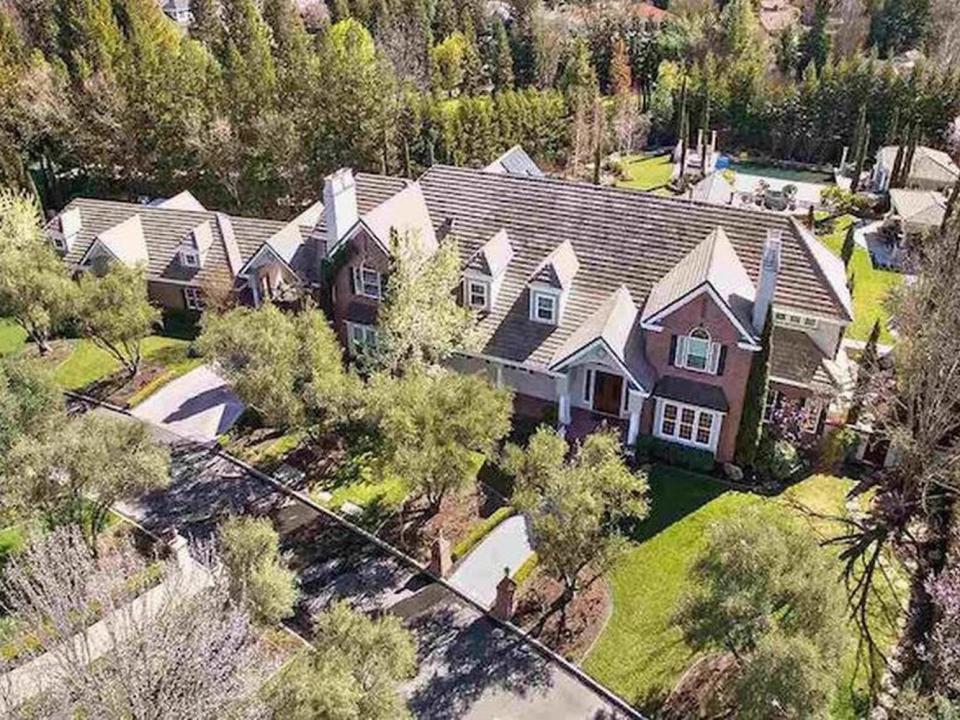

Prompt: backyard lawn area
[
  {"left": 617, "top": 154, "right": 675, "bottom": 192},
  {"left": 583, "top": 467, "right": 904, "bottom": 719},
  {"left": 819, "top": 215, "right": 902, "bottom": 344},
  {"left": 0, "top": 319, "right": 27, "bottom": 356}
]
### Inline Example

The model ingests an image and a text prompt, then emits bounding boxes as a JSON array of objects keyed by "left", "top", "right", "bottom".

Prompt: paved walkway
[
  {"left": 131, "top": 364, "right": 244, "bottom": 442},
  {"left": 449, "top": 515, "right": 534, "bottom": 609}
]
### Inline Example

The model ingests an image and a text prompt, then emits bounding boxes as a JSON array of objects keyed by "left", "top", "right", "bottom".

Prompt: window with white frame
[
  {"left": 51, "top": 234, "right": 66, "bottom": 251},
  {"left": 466, "top": 279, "right": 490, "bottom": 310},
  {"left": 774, "top": 310, "right": 819, "bottom": 330},
  {"left": 764, "top": 388, "right": 781, "bottom": 421},
  {"left": 183, "top": 286, "right": 204, "bottom": 311},
  {"left": 675, "top": 328, "right": 721, "bottom": 374},
  {"left": 531, "top": 290, "right": 558, "bottom": 324},
  {"left": 801, "top": 397, "right": 824, "bottom": 433},
  {"left": 352, "top": 265, "right": 382, "bottom": 300},
  {"left": 348, "top": 322, "right": 378, "bottom": 352},
  {"left": 656, "top": 399, "right": 718, "bottom": 451},
  {"left": 181, "top": 249, "right": 200, "bottom": 268}
]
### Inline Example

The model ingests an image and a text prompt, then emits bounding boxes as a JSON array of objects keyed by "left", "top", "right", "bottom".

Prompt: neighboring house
[
  {"left": 160, "top": 0, "right": 192, "bottom": 27},
  {"left": 888, "top": 188, "right": 947, "bottom": 237},
  {"left": 759, "top": 0, "right": 800, "bottom": 36},
  {"left": 689, "top": 172, "right": 736, "bottom": 206},
  {"left": 46, "top": 155, "right": 853, "bottom": 464},
  {"left": 873, "top": 145, "right": 960, "bottom": 193},
  {"left": 484, "top": 146, "right": 544, "bottom": 178}
]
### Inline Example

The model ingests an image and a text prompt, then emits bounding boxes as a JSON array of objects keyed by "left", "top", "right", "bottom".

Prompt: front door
[{"left": 593, "top": 371, "right": 623, "bottom": 416}]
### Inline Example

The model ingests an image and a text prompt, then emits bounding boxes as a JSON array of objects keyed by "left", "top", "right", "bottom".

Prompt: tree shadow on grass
[{"left": 625, "top": 465, "right": 728, "bottom": 544}]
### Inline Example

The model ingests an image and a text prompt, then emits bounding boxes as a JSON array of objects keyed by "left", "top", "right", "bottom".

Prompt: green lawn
[
  {"left": 583, "top": 468, "right": 903, "bottom": 718},
  {"left": 0, "top": 319, "right": 27, "bottom": 357},
  {"left": 818, "top": 215, "right": 903, "bottom": 344},
  {"left": 617, "top": 155, "right": 675, "bottom": 192}
]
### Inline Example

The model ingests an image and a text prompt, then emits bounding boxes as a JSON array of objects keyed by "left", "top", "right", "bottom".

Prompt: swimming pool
[{"left": 726, "top": 160, "right": 834, "bottom": 185}]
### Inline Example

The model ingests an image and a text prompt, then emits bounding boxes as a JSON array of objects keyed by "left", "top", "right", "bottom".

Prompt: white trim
[
  {"left": 237, "top": 243, "right": 300, "bottom": 281},
  {"left": 452, "top": 350, "right": 564, "bottom": 378},
  {"left": 346, "top": 321, "right": 378, "bottom": 353},
  {"left": 183, "top": 286, "right": 204, "bottom": 311},
  {"left": 549, "top": 337, "right": 648, "bottom": 395},
  {"left": 180, "top": 249, "right": 200, "bottom": 268},
  {"left": 530, "top": 288, "right": 559, "bottom": 324},
  {"left": 78, "top": 238, "right": 123, "bottom": 268},
  {"left": 643, "top": 283, "right": 757, "bottom": 344},
  {"left": 353, "top": 264, "right": 383, "bottom": 300},
  {"left": 769, "top": 374, "right": 815, "bottom": 390},
  {"left": 465, "top": 278, "right": 490, "bottom": 310},
  {"left": 653, "top": 397, "right": 723, "bottom": 453}
]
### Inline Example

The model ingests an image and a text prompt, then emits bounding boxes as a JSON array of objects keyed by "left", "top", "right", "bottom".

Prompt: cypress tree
[
  {"left": 847, "top": 319, "right": 881, "bottom": 425},
  {"left": 460, "top": 15, "right": 484, "bottom": 95},
  {"left": 609, "top": 36, "right": 631, "bottom": 97},
  {"left": 840, "top": 223, "right": 856, "bottom": 267},
  {"left": 431, "top": 0, "right": 456, "bottom": 42},
  {"left": 851, "top": 122, "right": 871, "bottom": 193},
  {"left": 189, "top": 0, "right": 222, "bottom": 46},
  {"left": 491, "top": 18, "right": 513, "bottom": 92},
  {"left": 735, "top": 307, "right": 773, "bottom": 467}
]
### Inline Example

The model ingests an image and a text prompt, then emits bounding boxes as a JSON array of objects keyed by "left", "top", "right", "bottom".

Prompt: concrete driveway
[
  {"left": 449, "top": 515, "right": 534, "bottom": 608},
  {"left": 131, "top": 365, "right": 244, "bottom": 443}
]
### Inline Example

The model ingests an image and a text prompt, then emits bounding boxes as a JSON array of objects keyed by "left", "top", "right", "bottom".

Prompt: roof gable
[
  {"left": 361, "top": 182, "right": 437, "bottom": 257},
  {"left": 530, "top": 239, "right": 579, "bottom": 289},
  {"left": 466, "top": 229, "right": 513, "bottom": 277},
  {"left": 81, "top": 215, "right": 148, "bottom": 268}
]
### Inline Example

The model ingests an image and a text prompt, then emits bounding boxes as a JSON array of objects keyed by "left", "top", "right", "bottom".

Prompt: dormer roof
[
  {"left": 157, "top": 190, "right": 206, "bottom": 212},
  {"left": 465, "top": 229, "right": 512, "bottom": 277},
  {"left": 59, "top": 207, "right": 82, "bottom": 237},
  {"left": 81, "top": 215, "right": 148, "bottom": 267},
  {"left": 642, "top": 226, "right": 756, "bottom": 337},
  {"left": 529, "top": 239, "right": 579, "bottom": 290},
  {"left": 362, "top": 182, "right": 437, "bottom": 257},
  {"left": 185, "top": 221, "right": 214, "bottom": 255}
]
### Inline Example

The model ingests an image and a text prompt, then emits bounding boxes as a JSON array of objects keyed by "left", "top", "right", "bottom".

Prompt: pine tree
[
  {"left": 431, "top": 0, "right": 456, "bottom": 41},
  {"left": 189, "top": 0, "right": 222, "bottom": 46},
  {"left": 491, "top": 18, "right": 513, "bottom": 92},
  {"left": 841, "top": 223, "right": 857, "bottom": 267},
  {"left": 460, "top": 15, "right": 484, "bottom": 95},
  {"left": 735, "top": 307, "right": 773, "bottom": 468},
  {"left": 851, "top": 122, "right": 871, "bottom": 193},
  {"left": 801, "top": 0, "right": 832, "bottom": 71},
  {"left": 220, "top": 0, "right": 278, "bottom": 120},
  {"left": 55, "top": 0, "right": 125, "bottom": 77}
]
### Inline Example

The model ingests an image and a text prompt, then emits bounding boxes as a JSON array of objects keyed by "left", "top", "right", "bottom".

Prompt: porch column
[
  {"left": 495, "top": 364, "right": 503, "bottom": 389},
  {"left": 248, "top": 274, "right": 261, "bottom": 307},
  {"left": 557, "top": 375, "right": 571, "bottom": 426},
  {"left": 626, "top": 389, "right": 645, "bottom": 447}
]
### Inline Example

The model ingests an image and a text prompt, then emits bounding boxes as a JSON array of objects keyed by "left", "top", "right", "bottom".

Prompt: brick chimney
[
  {"left": 429, "top": 532, "right": 452, "bottom": 578},
  {"left": 752, "top": 229, "right": 782, "bottom": 333},
  {"left": 492, "top": 567, "right": 517, "bottom": 621},
  {"left": 323, "top": 168, "right": 357, "bottom": 253}
]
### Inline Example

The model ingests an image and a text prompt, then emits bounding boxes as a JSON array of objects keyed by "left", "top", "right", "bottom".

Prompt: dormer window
[
  {"left": 531, "top": 289, "right": 558, "bottom": 324},
  {"left": 51, "top": 234, "right": 67, "bottom": 251},
  {"left": 466, "top": 279, "right": 490, "bottom": 310},
  {"left": 181, "top": 249, "right": 200, "bottom": 268}
]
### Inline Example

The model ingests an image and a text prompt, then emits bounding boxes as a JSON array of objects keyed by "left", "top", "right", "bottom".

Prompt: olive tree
[
  {"left": 0, "top": 355, "right": 64, "bottom": 457},
  {"left": 504, "top": 427, "right": 649, "bottom": 601},
  {"left": 263, "top": 601, "right": 416, "bottom": 720},
  {"left": 367, "top": 368, "right": 513, "bottom": 513},
  {"left": 199, "top": 303, "right": 359, "bottom": 429},
  {"left": 219, "top": 515, "right": 298, "bottom": 626},
  {"left": 0, "top": 190, "right": 76, "bottom": 355},
  {"left": 77, "top": 262, "right": 161, "bottom": 377},
  {"left": 1, "top": 412, "right": 170, "bottom": 550}
]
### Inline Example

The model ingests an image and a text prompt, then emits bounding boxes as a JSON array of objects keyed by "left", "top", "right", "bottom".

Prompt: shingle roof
[
  {"left": 361, "top": 181, "right": 437, "bottom": 257},
  {"left": 642, "top": 226, "right": 756, "bottom": 337},
  {"left": 770, "top": 327, "right": 838, "bottom": 393},
  {"left": 417, "top": 165, "right": 850, "bottom": 370},
  {"left": 82, "top": 215, "right": 149, "bottom": 267},
  {"left": 51, "top": 174, "right": 405, "bottom": 287},
  {"left": 529, "top": 239, "right": 579, "bottom": 289},
  {"left": 465, "top": 229, "right": 513, "bottom": 277},
  {"left": 484, "top": 145, "right": 545, "bottom": 178}
]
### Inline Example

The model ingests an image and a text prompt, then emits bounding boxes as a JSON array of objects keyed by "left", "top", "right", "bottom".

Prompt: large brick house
[{"left": 45, "top": 156, "right": 854, "bottom": 463}]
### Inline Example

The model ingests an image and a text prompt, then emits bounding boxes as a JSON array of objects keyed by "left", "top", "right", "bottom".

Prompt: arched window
[{"left": 684, "top": 328, "right": 711, "bottom": 371}]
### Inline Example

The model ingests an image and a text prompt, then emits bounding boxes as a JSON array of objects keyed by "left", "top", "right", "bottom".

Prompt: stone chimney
[
  {"left": 752, "top": 229, "right": 782, "bottom": 333},
  {"left": 429, "top": 532, "right": 452, "bottom": 578},
  {"left": 323, "top": 168, "right": 357, "bottom": 252},
  {"left": 492, "top": 567, "right": 517, "bottom": 621}
]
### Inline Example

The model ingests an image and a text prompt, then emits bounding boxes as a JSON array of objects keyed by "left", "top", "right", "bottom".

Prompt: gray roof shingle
[{"left": 417, "top": 165, "right": 851, "bottom": 370}]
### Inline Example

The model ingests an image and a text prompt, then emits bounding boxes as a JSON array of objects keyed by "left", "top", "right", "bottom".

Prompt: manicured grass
[
  {"left": 617, "top": 154, "right": 674, "bottom": 192},
  {"left": 52, "top": 335, "right": 196, "bottom": 393},
  {"left": 583, "top": 468, "right": 903, "bottom": 717},
  {"left": 0, "top": 319, "right": 27, "bottom": 357},
  {"left": 125, "top": 338, "right": 203, "bottom": 406},
  {"left": 451, "top": 505, "right": 515, "bottom": 561},
  {"left": 818, "top": 215, "right": 903, "bottom": 344}
]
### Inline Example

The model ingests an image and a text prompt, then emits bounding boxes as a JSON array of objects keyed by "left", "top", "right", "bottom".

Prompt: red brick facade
[
  {"left": 329, "top": 227, "right": 390, "bottom": 347},
  {"left": 641, "top": 292, "right": 755, "bottom": 462}
]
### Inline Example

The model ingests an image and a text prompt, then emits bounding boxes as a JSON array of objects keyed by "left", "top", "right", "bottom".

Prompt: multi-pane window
[
  {"left": 184, "top": 286, "right": 204, "bottom": 311},
  {"left": 467, "top": 280, "right": 489, "bottom": 309},
  {"left": 684, "top": 328, "right": 711, "bottom": 371},
  {"left": 353, "top": 266, "right": 382, "bottom": 300},
  {"left": 532, "top": 291, "right": 557, "bottom": 323},
  {"left": 181, "top": 250, "right": 200, "bottom": 268},
  {"left": 774, "top": 310, "right": 819, "bottom": 330},
  {"left": 348, "top": 322, "right": 378, "bottom": 352},
  {"left": 657, "top": 400, "right": 718, "bottom": 451}
]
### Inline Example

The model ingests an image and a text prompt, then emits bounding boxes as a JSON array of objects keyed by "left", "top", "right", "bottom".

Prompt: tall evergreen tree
[
  {"left": 801, "top": 0, "right": 832, "bottom": 72},
  {"left": 55, "top": 0, "right": 125, "bottom": 77},
  {"left": 846, "top": 318, "right": 881, "bottom": 425},
  {"left": 431, "top": 0, "right": 456, "bottom": 41},
  {"left": 735, "top": 307, "right": 773, "bottom": 467},
  {"left": 189, "top": 0, "right": 222, "bottom": 46},
  {"left": 840, "top": 223, "right": 857, "bottom": 267},
  {"left": 491, "top": 17, "right": 514, "bottom": 91},
  {"left": 220, "top": 0, "right": 278, "bottom": 119},
  {"left": 460, "top": 14, "right": 484, "bottom": 95},
  {"left": 609, "top": 36, "right": 632, "bottom": 97}
]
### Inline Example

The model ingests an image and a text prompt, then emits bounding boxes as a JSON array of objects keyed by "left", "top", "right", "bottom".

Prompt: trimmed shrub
[
  {"left": 757, "top": 434, "right": 803, "bottom": 482},
  {"left": 635, "top": 435, "right": 716, "bottom": 474}
]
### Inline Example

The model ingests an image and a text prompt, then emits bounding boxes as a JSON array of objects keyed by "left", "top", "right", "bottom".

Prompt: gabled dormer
[
  {"left": 528, "top": 240, "right": 579, "bottom": 325},
  {"left": 177, "top": 221, "right": 214, "bottom": 269},
  {"left": 49, "top": 207, "right": 82, "bottom": 253},
  {"left": 463, "top": 229, "right": 512, "bottom": 312},
  {"left": 78, "top": 215, "right": 148, "bottom": 271}
]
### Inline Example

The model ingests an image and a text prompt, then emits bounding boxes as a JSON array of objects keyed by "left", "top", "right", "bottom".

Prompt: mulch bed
[
  {"left": 659, "top": 651, "right": 738, "bottom": 720},
  {"left": 377, "top": 485, "right": 502, "bottom": 564},
  {"left": 513, "top": 568, "right": 611, "bottom": 661}
]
